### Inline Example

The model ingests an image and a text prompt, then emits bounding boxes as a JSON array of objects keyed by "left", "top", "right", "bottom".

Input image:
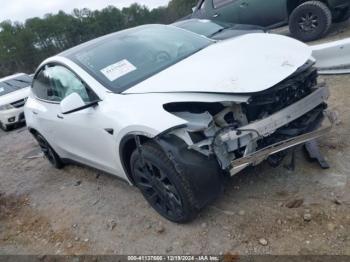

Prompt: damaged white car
[{"left": 25, "top": 24, "right": 335, "bottom": 223}]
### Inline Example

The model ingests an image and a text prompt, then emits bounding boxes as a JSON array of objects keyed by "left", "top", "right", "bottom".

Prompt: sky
[{"left": 0, "top": 0, "right": 170, "bottom": 23}]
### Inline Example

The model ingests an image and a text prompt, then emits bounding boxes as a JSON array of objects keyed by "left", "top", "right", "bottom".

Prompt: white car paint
[
  {"left": 125, "top": 33, "right": 312, "bottom": 94},
  {"left": 24, "top": 26, "right": 314, "bottom": 184},
  {"left": 25, "top": 87, "right": 250, "bottom": 180},
  {"left": 24, "top": 24, "right": 335, "bottom": 222},
  {"left": 0, "top": 74, "right": 31, "bottom": 128},
  {"left": 311, "top": 38, "right": 350, "bottom": 75}
]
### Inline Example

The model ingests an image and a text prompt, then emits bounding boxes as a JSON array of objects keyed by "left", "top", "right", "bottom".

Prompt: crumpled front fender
[{"left": 156, "top": 134, "right": 224, "bottom": 209}]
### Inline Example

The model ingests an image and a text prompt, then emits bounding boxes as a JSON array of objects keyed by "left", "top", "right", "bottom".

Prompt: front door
[
  {"left": 31, "top": 64, "right": 118, "bottom": 174},
  {"left": 207, "top": 0, "right": 241, "bottom": 23}
]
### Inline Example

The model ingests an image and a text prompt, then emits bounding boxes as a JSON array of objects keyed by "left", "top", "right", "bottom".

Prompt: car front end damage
[{"left": 158, "top": 64, "right": 336, "bottom": 179}]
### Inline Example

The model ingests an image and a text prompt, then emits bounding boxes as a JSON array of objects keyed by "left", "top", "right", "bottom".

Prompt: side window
[
  {"left": 32, "top": 65, "right": 97, "bottom": 103},
  {"left": 213, "top": 0, "right": 234, "bottom": 9},
  {"left": 199, "top": 0, "right": 206, "bottom": 11},
  {"left": 32, "top": 69, "right": 51, "bottom": 101}
]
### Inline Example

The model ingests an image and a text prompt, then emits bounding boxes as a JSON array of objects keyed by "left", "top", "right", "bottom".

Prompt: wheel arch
[
  {"left": 118, "top": 125, "right": 187, "bottom": 185},
  {"left": 287, "top": 0, "right": 330, "bottom": 15},
  {"left": 28, "top": 127, "right": 39, "bottom": 137},
  {"left": 119, "top": 133, "right": 152, "bottom": 185},
  {"left": 120, "top": 127, "right": 224, "bottom": 209}
]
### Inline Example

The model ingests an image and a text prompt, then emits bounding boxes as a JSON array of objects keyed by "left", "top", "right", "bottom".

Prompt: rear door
[{"left": 28, "top": 65, "right": 64, "bottom": 150}]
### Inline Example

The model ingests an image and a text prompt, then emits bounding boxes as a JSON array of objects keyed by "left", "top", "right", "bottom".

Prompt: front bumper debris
[
  {"left": 230, "top": 110, "right": 336, "bottom": 174},
  {"left": 220, "top": 84, "right": 335, "bottom": 175},
  {"left": 221, "top": 84, "right": 330, "bottom": 145}
]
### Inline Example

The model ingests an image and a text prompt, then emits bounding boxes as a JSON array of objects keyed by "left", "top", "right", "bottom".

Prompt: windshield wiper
[{"left": 209, "top": 28, "right": 226, "bottom": 37}]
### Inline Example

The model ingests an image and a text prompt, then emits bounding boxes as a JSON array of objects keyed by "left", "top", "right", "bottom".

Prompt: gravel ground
[{"left": 1, "top": 22, "right": 350, "bottom": 256}]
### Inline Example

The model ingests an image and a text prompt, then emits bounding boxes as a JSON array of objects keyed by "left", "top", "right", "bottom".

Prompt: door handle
[
  {"left": 32, "top": 111, "right": 38, "bottom": 115},
  {"left": 57, "top": 114, "right": 64, "bottom": 119},
  {"left": 213, "top": 13, "right": 220, "bottom": 18}
]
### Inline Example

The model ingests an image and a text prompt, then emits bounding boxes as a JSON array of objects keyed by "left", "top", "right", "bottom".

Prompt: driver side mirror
[{"left": 60, "top": 92, "right": 96, "bottom": 114}]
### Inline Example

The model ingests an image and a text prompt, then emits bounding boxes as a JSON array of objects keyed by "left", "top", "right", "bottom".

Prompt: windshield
[
  {"left": 174, "top": 19, "right": 227, "bottom": 37},
  {"left": 69, "top": 25, "right": 213, "bottom": 93},
  {"left": 0, "top": 74, "right": 32, "bottom": 96}
]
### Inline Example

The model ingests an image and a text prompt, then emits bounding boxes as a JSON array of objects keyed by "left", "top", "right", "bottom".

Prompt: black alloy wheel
[
  {"left": 134, "top": 160, "right": 183, "bottom": 217},
  {"left": 299, "top": 12, "right": 320, "bottom": 32},
  {"left": 289, "top": 1, "right": 332, "bottom": 42},
  {"left": 35, "top": 134, "right": 63, "bottom": 169},
  {"left": 130, "top": 143, "right": 197, "bottom": 223}
]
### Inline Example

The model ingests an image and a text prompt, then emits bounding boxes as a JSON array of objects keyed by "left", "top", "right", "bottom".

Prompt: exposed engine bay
[{"left": 162, "top": 64, "right": 334, "bottom": 175}]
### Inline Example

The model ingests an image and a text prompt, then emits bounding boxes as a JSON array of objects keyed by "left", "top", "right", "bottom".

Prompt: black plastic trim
[{"left": 62, "top": 100, "right": 100, "bottom": 115}]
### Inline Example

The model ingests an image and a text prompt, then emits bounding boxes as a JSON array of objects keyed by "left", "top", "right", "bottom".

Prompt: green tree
[{"left": 0, "top": 0, "right": 199, "bottom": 77}]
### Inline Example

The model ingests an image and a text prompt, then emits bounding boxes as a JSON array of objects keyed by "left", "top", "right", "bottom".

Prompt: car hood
[
  {"left": 123, "top": 33, "right": 312, "bottom": 94},
  {"left": 0, "top": 87, "right": 30, "bottom": 106}
]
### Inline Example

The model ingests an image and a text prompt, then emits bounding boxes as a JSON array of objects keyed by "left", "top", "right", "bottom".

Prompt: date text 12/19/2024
[{"left": 127, "top": 256, "right": 222, "bottom": 261}]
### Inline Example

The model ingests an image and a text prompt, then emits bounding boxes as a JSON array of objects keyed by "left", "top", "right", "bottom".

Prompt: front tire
[
  {"left": 35, "top": 134, "right": 64, "bottom": 169},
  {"left": 130, "top": 142, "right": 197, "bottom": 223},
  {"left": 289, "top": 1, "right": 332, "bottom": 42}
]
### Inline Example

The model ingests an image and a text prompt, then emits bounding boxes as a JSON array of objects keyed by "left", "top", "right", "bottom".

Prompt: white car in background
[
  {"left": 25, "top": 25, "right": 334, "bottom": 223},
  {"left": 0, "top": 73, "right": 32, "bottom": 131}
]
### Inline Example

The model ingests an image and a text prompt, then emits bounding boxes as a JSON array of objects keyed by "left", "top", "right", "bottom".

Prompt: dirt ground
[{"left": 1, "top": 21, "right": 350, "bottom": 256}]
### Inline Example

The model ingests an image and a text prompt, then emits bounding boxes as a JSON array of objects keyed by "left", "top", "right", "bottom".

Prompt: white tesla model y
[{"left": 25, "top": 24, "right": 334, "bottom": 222}]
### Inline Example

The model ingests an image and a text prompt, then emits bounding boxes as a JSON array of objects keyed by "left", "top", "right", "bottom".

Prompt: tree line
[{"left": 0, "top": 0, "right": 198, "bottom": 78}]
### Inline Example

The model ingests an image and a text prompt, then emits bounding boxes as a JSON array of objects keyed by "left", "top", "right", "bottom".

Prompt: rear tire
[
  {"left": 34, "top": 134, "right": 64, "bottom": 169},
  {"left": 289, "top": 1, "right": 332, "bottom": 42},
  {"left": 130, "top": 142, "right": 198, "bottom": 223}
]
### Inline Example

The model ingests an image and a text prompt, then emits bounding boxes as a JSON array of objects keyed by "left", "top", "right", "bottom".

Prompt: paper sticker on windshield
[
  {"left": 0, "top": 87, "right": 4, "bottom": 93},
  {"left": 100, "top": 59, "right": 137, "bottom": 81}
]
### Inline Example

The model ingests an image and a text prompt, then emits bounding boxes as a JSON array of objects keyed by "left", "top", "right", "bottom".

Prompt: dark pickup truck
[{"left": 191, "top": 0, "right": 350, "bottom": 41}]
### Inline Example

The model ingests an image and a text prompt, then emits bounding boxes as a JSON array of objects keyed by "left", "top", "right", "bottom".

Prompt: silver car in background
[{"left": 0, "top": 73, "right": 32, "bottom": 131}]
